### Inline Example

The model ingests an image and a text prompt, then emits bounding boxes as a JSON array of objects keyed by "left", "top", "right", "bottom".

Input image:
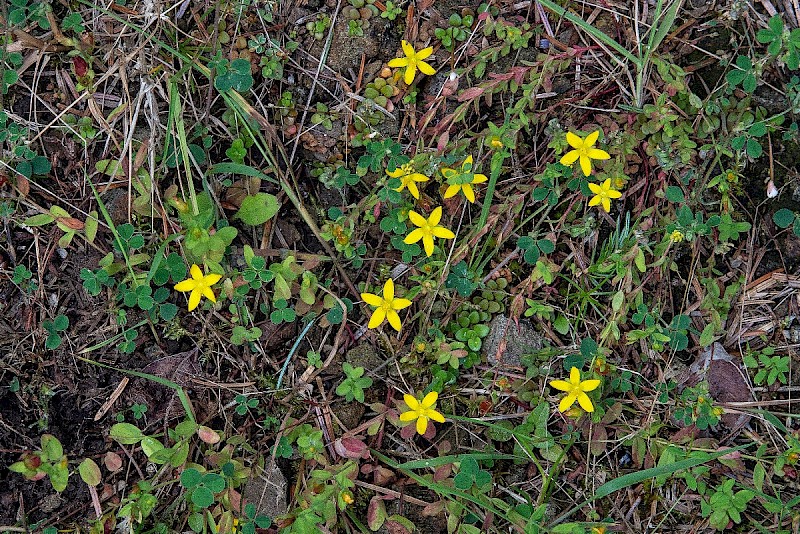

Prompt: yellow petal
[
  {"left": 607, "top": 189, "right": 622, "bottom": 199},
  {"left": 388, "top": 58, "right": 409, "bottom": 68},
  {"left": 560, "top": 150, "right": 580, "bottom": 166},
  {"left": 408, "top": 210, "right": 427, "bottom": 227},
  {"left": 386, "top": 168, "right": 403, "bottom": 178},
  {"left": 559, "top": 392, "right": 577, "bottom": 412},
  {"left": 579, "top": 155, "right": 592, "bottom": 176},
  {"left": 399, "top": 411, "right": 418, "bottom": 422},
  {"left": 407, "top": 181, "right": 420, "bottom": 199},
  {"left": 429, "top": 206, "right": 442, "bottom": 226},
  {"left": 400, "top": 40, "right": 415, "bottom": 57},
  {"left": 471, "top": 173, "right": 488, "bottom": 184},
  {"left": 565, "top": 132, "right": 583, "bottom": 149},
  {"left": 587, "top": 148, "right": 610, "bottom": 160},
  {"left": 190, "top": 264, "right": 203, "bottom": 280},
  {"left": 423, "top": 235, "right": 434, "bottom": 256},
  {"left": 588, "top": 195, "right": 602, "bottom": 207},
  {"left": 443, "top": 184, "right": 460, "bottom": 199},
  {"left": 588, "top": 182, "right": 603, "bottom": 194},
  {"left": 386, "top": 310, "right": 402, "bottom": 331},
  {"left": 602, "top": 197, "right": 611, "bottom": 212},
  {"left": 577, "top": 392, "right": 595, "bottom": 412},
  {"left": 188, "top": 289, "right": 201, "bottom": 311},
  {"left": 204, "top": 273, "right": 222, "bottom": 285},
  {"left": 585, "top": 130, "right": 600, "bottom": 146},
  {"left": 383, "top": 278, "right": 394, "bottom": 300},
  {"left": 174, "top": 279, "right": 196, "bottom": 292},
  {"left": 549, "top": 380, "right": 572, "bottom": 392},
  {"left": 416, "top": 46, "right": 434, "bottom": 60},
  {"left": 569, "top": 367, "right": 581, "bottom": 384},
  {"left": 463, "top": 155, "right": 474, "bottom": 166},
  {"left": 392, "top": 298, "right": 412, "bottom": 310},
  {"left": 416, "top": 415, "right": 428, "bottom": 435},
  {"left": 421, "top": 391, "right": 438, "bottom": 408},
  {"left": 405, "top": 228, "right": 425, "bottom": 244},
  {"left": 581, "top": 379, "right": 601, "bottom": 392},
  {"left": 417, "top": 60, "right": 436, "bottom": 76},
  {"left": 411, "top": 173, "right": 429, "bottom": 183},
  {"left": 403, "top": 65, "right": 416, "bottom": 85},
  {"left": 432, "top": 227, "right": 455, "bottom": 239},
  {"left": 368, "top": 308, "right": 386, "bottom": 329},
  {"left": 202, "top": 286, "right": 217, "bottom": 303},
  {"left": 463, "top": 184, "right": 475, "bottom": 203},
  {"left": 428, "top": 409, "right": 446, "bottom": 423},
  {"left": 403, "top": 394, "right": 420, "bottom": 411},
  {"left": 361, "top": 292, "right": 383, "bottom": 307}
]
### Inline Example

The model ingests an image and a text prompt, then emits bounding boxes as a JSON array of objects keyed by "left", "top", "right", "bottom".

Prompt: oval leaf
[
  {"left": 109, "top": 423, "right": 145, "bottom": 445},
  {"left": 234, "top": 193, "right": 280, "bottom": 226},
  {"left": 79, "top": 458, "right": 102, "bottom": 486}
]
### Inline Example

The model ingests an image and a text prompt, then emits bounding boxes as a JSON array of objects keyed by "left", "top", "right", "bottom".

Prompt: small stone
[
  {"left": 482, "top": 315, "right": 544, "bottom": 367},
  {"left": 243, "top": 459, "right": 288, "bottom": 520}
]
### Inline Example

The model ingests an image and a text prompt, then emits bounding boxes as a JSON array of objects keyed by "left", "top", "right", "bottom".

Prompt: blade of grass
[
  {"left": 537, "top": 0, "right": 640, "bottom": 67},
  {"left": 76, "top": 355, "right": 196, "bottom": 423},
  {"left": 548, "top": 442, "right": 752, "bottom": 526},
  {"left": 167, "top": 79, "right": 199, "bottom": 216}
]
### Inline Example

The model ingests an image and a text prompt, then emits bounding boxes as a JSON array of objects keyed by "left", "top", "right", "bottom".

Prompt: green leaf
[
  {"left": 665, "top": 186, "right": 684, "bottom": 203},
  {"left": 698, "top": 324, "right": 717, "bottom": 347},
  {"left": 24, "top": 213, "right": 56, "bottom": 226},
  {"left": 191, "top": 486, "right": 215, "bottom": 508},
  {"left": 110, "top": 422, "right": 145, "bottom": 445},
  {"left": 235, "top": 193, "right": 280, "bottom": 226},
  {"left": 746, "top": 137, "right": 762, "bottom": 158},
  {"left": 553, "top": 315, "right": 570, "bottom": 335},
  {"left": 78, "top": 458, "right": 102, "bottom": 486},
  {"left": 180, "top": 467, "right": 203, "bottom": 489},
  {"left": 41, "top": 434, "right": 64, "bottom": 461},
  {"left": 773, "top": 208, "right": 795, "bottom": 228}
]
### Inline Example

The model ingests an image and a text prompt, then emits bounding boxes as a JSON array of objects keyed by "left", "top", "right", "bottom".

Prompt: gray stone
[
  {"left": 482, "top": 315, "right": 544, "bottom": 367},
  {"left": 242, "top": 459, "right": 287, "bottom": 520}
]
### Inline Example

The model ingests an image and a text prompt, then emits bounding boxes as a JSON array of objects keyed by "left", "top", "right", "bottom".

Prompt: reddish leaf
[
  {"left": 197, "top": 425, "right": 221, "bottom": 445},
  {"left": 457, "top": 86, "right": 485, "bottom": 102},
  {"left": 367, "top": 496, "right": 387, "bottom": 531},
  {"left": 333, "top": 437, "right": 371, "bottom": 460},
  {"left": 104, "top": 452, "right": 123, "bottom": 472},
  {"left": 73, "top": 57, "right": 88, "bottom": 77}
]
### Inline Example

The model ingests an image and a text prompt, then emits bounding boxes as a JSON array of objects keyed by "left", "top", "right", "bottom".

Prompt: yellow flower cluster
[{"left": 560, "top": 129, "right": 622, "bottom": 213}]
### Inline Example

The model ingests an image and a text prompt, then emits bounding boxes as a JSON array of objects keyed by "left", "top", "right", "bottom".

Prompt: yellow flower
[
  {"left": 588, "top": 178, "right": 622, "bottom": 213},
  {"left": 441, "top": 155, "right": 487, "bottom": 203},
  {"left": 404, "top": 207, "right": 455, "bottom": 256},
  {"left": 489, "top": 136, "right": 503, "bottom": 149},
  {"left": 670, "top": 230, "right": 684, "bottom": 243},
  {"left": 174, "top": 264, "right": 222, "bottom": 311},
  {"left": 560, "top": 130, "right": 610, "bottom": 176},
  {"left": 549, "top": 367, "right": 601, "bottom": 413},
  {"left": 387, "top": 40, "right": 436, "bottom": 85},
  {"left": 387, "top": 164, "right": 429, "bottom": 199},
  {"left": 399, "top": 391, "right": 446, "bottom": 435},
  {"left": 360, "top": 278, "right": 412, "bottom": 331}
]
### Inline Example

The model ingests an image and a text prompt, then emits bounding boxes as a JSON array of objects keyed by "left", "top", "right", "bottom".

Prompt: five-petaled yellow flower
[
  {"left": 549, "top": 367, "right": 601, "bottom": 413},
  {"left": 361, "top": 278, "right": 412, "bottom": 331},
  {"left": 399, "top": 391, "right": 446, "bottom": 435},
  {"left": 174, "top": 264, "right": 222, "bottom": 311},
  {"left": 441, "top": 155, "right": 488, "bottom": 203},
  {"left": 588, "top": 178, "right": 622, "bottom": 213},
  {"left": 387, "top": 164, "right": 429, "bottom": 199},
  {"left": 388, "top": 40, "right": 436, "bottom": 85},
  {"left": 404, "top": 207, "right": 455, "bottom": 257},
  {"left": 560, "top": 130, "right": 610, "bottom": 176}
]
